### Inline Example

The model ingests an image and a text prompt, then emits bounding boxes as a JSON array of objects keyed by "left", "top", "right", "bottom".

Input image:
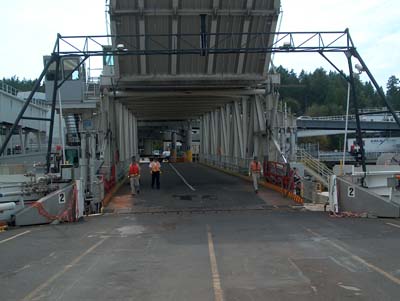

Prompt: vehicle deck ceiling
[{"left": 109, "top": 0, "right": 280, "bottom": 120}]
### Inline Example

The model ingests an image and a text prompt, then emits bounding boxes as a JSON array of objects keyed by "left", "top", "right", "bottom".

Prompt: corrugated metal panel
[
  {"left": 146, "top": 16, "right": 170, "bottom": 75},
  {"left": 116, "top": 16, "right": 140, "bottom": 76},
  {"left": 145, "top": 0, "right": 172, "bottom": 9},
  {"left": 254, "top": 0, "right": 276, "bottom": 9},
  {"left": 116, "top": 0, "right": 136, "bottom": 10},
  {"left": 110, "top": 0, "right": 280, "bottom": 84},
  {"left": 244, "top": 15, "right": 274, "bottom": 74},
  {"left": 178, "top": 16, "right": 207, "bottom": 74},
  {"left": 220, "top": 0, "right": 247, "bottom": 9},
  {"left": 180, "top": 0, "right": 213, "bottom": 9},
  {"left": 214, "top": 15, "right": 243, "bottom": 74}
]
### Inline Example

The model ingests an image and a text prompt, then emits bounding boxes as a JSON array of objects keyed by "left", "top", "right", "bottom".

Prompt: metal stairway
[
  {"left": 65, "top": 114, "right": 80, "bottom": 145},
  {"left": 297, "top": 148, "right": 333, "bottom": 188}
]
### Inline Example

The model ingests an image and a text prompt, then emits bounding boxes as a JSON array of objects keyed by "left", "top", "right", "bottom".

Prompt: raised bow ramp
[{"left": 109, "top": 0, "right": 280, "bottom": 89}]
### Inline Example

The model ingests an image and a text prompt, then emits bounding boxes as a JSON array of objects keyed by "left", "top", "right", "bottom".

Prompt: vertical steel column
[
  {"left": 233, "top": 101, "right": 244, "bottom": 158},
  {"left": 117, "top": 102, "right": 124, "bottom": 162},
  {"left": 247, "top": 97, "right": 255, "bottom": 158},
  {"left": 19, "top": 128, "right": 24, "bottom": 154},
  {"left": 242, "top": 97, "right": 248, "bottom": 158},
  {"left": 131, "top": 113, "right": 135, "bottom": 157},
  {"left": 133, "top": 114, "right": 138, "bottom": 157},
  {"left": 46, "top": 57, "right": 60, "bottom": 173},
  {"left": 171, "top": 131, "right": 177, "bottom": 162},
  {"left": 185, "top": 121, "right": 193, "bottom": 162},
  {"left": 347, "top": 54, "right": 367, "bottom": 173},
  {"left": 226, "top": 104, "right": 233, "bottom": 156},
  {"left": 220, "top": 107, "right": 228, "bottom": 154},
  {"left": 210, "top": 112, "right": 216, "bottom": 155},
  {"left": 124, "top": 107, "right": 129, "bottom": 160}
]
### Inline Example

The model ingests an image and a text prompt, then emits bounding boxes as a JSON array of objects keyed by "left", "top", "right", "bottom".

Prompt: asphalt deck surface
[{"left": 1, "top": 162, "right": 400, "bottom": 300}]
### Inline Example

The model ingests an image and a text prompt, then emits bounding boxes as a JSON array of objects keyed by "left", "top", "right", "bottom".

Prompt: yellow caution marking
[
  {"left": 22, "top": 237, "right": 108, "bottom": 301},
  {"left": 0, "top": 230, "right": 31, "bottom": 244},
  {"left": 305, "top": 228, "right": 400, "bottom": 286},
  {"left": 207, "top": 225, "right": 224, "bottom": 301}
]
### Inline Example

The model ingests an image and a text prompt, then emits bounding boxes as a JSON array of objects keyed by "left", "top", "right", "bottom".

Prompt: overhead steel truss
[
  {"left": 1, "top": 29, "right": 399, "bottom": 175},
  {"left": 54, "top": 30, "right": 354, "bottom": 56}
]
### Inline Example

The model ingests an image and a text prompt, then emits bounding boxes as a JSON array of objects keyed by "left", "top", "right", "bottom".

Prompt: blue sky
[{"left": 0, "top": 0, "right": 398, "bottom": 89}]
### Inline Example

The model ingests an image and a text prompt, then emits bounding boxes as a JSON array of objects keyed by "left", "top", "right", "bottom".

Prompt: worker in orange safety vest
[
  {"left": 149, "top": 157, "right": 161, "bottom": 189},
  {"left": 249, "top": 156, "right": 262, "bottom": 193},
  {"left": 128, "top": 156, "right": 141, "bottom": 195}
]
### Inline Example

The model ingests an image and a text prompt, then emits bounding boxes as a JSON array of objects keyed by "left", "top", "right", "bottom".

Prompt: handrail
[
  {"left": 0, "top": 81, "right": 19, "bottom": 96},
  {"left": 297, "top": 148, "right": 333, "bottom": 183}
]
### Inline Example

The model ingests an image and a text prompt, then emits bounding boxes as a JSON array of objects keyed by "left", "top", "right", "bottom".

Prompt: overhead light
[{"left": 355, "top": 63, "right": 364, "bottom": 74}]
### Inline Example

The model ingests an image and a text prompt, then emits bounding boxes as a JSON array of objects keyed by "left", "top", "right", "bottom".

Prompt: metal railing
[
  {"left": 0, "top": 81, "right": 19, "bottom": 96},
  {"left": 200, "top": 154, "right": 252, "bottom": 175},
  {"left": 298, "top": 110, "right": 400, "bottom": 122},
  {"left": 85, "top": 77, "right": 101, "bottom": 99},
  {"left": 297, "top": 148, "right": 333, "bottom": 184}
]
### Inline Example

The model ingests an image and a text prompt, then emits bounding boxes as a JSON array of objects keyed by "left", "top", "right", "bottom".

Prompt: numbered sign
[
  {"left": 347, "top": 186, "right": 355, "bottom": 198},
  {"left": 58, "top": 192, "right": 66, "bottom": 204}
]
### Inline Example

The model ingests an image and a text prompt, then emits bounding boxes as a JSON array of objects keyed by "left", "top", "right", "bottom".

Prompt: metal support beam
[
  {"left": 171, "top": 0, "right": 179, "bottom": 75},
  {"left": 21, "top": 117, "right": 52, "bottom": 122},
  {"left": 352, "top": 49, "right": 400, "bottom": 128},
  {"left": 138, "top": 0, "right": 147, "bottom": 75},
  {"left": 207, "top": 0, "right": 220, "bottom": 74},
  {"left": 237, "top": 0, "right": 254, "bottom": 74},
  {"left": 111, "top": 9, "right": 278, "bottom": 17},
  {"left": 46, "top": 57, "right": 60, "bottom": 173},
  {"left": 234, "top": 101, "right": 244, "bottom": 158},
  {"left": 0, "top": 56, "right": 54, "bottom": 157},
  {"left": 347, "top": 54, "right": 366, "bottom": 174}
]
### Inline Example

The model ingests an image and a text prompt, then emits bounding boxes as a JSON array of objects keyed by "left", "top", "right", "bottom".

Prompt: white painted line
[
  {"left": 207, "top": 225, "right": 224, "bottom": 301},
  {"left": 22, "top": 237, "right": 108, "bottom": 301},
  {"left": 169, "top": 163, "right": 196, "bottom": 191},
  {"left": 386, "top": 222, "right": 400, "bottom": 229},
  {"left": 0, "top": 230, "right": 31, "bottom": 244},
  {"left": 305, "top": 227, "right": 400, "bottom": 286}
]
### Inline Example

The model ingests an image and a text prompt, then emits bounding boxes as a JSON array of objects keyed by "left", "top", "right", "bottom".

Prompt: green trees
[
  {"left": 386, "top": 75, "right": 400, "bottom": 110},
  {"left": 276, "top": 67, "right": 397, "bottom": 150},
  {"left": 277, "top": 66, "right": 388, "bottom": 116},
  {"left": 1, "top": 76, "right": 45, "bottom": 92}
]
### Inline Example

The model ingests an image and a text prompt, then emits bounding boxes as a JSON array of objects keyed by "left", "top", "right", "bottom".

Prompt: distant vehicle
[
  {"left": 13, "top": 145, "right": 22, "bottom": 154},
  {"left": 297, "top": 116, "right": 312, "bottom": 120},
  {"left": 152, "top": 150, "right": 160, "bottom": 156},
  {"left": 162, "top": 151, "right": 171, "bottom": 161},
  {"left": 140, "top": 157, "right": 150, "bottom": 163},
  {"left": 348, "top": 137, "right": 400, "bottom": 153}
]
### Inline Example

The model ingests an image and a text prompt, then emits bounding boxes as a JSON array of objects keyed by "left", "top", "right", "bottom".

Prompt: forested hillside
[
  {"left": 276, "top": 66, "right": 400, "bottom": 116},
  {"left": 1, "top": 76, "right": 45, "bottom": 93}
]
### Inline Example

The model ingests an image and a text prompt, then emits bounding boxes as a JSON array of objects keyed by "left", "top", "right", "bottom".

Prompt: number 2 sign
[{"left": 347, "top": 186, "right": 355, "bottom": 198}]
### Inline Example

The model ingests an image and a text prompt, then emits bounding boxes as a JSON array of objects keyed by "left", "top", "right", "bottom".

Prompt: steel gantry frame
[{"left": 1, "top": 29, "right": 399, "bottom": 174}]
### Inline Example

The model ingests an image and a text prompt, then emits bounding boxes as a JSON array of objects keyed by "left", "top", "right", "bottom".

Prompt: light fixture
[
  {"left": 355, "top": 63, "right": 364, "bottom": 74},
  {"left": 116, "top": 43, "right": 125, "bottom": 51}
]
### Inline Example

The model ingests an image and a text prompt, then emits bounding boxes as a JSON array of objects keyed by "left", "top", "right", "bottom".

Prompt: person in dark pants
[{"left": 149, "top": 158, "right": 161, "bottom": 189}]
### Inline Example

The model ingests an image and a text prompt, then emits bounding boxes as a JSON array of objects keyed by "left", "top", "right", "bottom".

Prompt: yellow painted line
[
  {"left": 207, "top": 225, "right": 224, "bottom": 301},
  {"left": 305, "top": 228, "right": 400, "bottom": 286},
  {"left": 0, "top": 230, "right": 31, "bottom": 244},
  {"left": 21, "top": 237, "right": 108, "bottom": 301},
  {"left": 386, "top": 222, "right": 400, "bottom": 229}
]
